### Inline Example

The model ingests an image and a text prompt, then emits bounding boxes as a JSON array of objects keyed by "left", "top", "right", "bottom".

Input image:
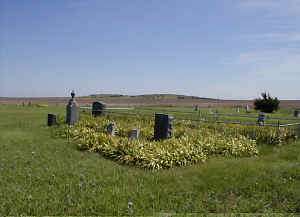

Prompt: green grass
[
  {"left": 0, "top": 105, "right": 300, "bottom": 216},
  {"left": 108, "top": 106, "right": 300, "bottom": 125}
]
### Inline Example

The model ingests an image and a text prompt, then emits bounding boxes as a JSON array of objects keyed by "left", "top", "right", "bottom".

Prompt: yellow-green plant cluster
[
  {"left": 59, "top": 116, "right": 259, "bottom": 169},
  {"left": 204, "top": 123, "right": 297, "bottom": 145}
]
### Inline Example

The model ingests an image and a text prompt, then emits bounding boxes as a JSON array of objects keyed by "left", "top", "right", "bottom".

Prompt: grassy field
[
  {"left": 107, "top": 106, "right": 300, "bottom": 126},
  {"left": 0, "top": 105, "right": 300, "bottom": 216}
]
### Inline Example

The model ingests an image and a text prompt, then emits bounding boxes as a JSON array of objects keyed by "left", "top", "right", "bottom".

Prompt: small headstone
[
  {"left": 66, "top": 90, "right": 79, "bottom": 125},
  {"left": 129, "top": 129, "right": 140, "bottom": 140},
  {"left": 47, "top": 114, "right": 57, "bottom": 126},
  {"left": 154, "top": 113, "right": 173, "bottom": 140},
  {"left": 245, "top": 105, "right": 250, "bottom": 113},
  {"left": 194, "top": 105, "right": 198, "bottom": 111},
  {"left": 92, "top": 101, "right": 106, "bottom": 117},
  {"left": 294, "top": 110, "right": 300, "bottom": 118},
  {"left": 107, "top": 122, "right": 117, "bottom": 136},
  {"left": 257, "top": 112, "right": 266, "bottom": 126},
  {"left": 236, "top": 107, "right": 240, "bottom": 113}
]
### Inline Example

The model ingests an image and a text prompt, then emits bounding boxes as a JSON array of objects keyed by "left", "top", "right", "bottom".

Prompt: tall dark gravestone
[
  {"left": 154, "top": 113, "right": 173, "bottom": 141},
  {"left": 92, "top": 101, "right": 106, "bottom": 117},
  {"left": 66, "top": 91, "right": 79, "bottom": 125}
]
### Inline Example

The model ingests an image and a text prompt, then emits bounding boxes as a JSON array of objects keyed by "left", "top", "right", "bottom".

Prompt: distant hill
[
  {"left": 89, "top": 93, "right": 217, "bottom": 101},
  {"left": 1, "top": 94, "right": 299, "bottom": 108}
]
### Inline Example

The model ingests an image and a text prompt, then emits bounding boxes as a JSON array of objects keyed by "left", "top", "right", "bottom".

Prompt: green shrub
[{"left": 254, "top": 92, "right": 280, "bottom": 113}]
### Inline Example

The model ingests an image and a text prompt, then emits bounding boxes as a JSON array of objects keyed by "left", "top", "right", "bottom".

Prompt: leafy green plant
[
  {"left": 58, "top": 116, "right": 259, "bottom": 169},
  {"left": 205, "top": 123, "right": 297, "bottom": 145}
]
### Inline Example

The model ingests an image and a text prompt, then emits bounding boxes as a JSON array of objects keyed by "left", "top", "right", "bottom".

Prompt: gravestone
[
  {"left": 194, "top": 105, "right": 199, "bottom": 111},
  {"left": 129, "top": 129, "right": 140, "bottom": 140},
  {"left": 245, "top": 105, "right": 250, "bottom": 113},
  {"left": 236, "top": 107, "right": 240, "bottom": 113},
  {"left": 92, "top": 101, "right": 106, "bottom": 117},
  {"left": 47, "top": 114, "right": 57, "bottom": 126},
  {"left": 107, "top": 122, "right": 117, "bottom": 136},
  {"left": 154, "top": 113, "right": 173, "bottom": 140},
  {"left": 66, "top": 91, "right": 79, "bottom": 125},
  {"left": 257, "top": 112, "right": 266, "bottom": 126},
  {"left": 294, "top": 110, "right": 300, "bottom": 118}
]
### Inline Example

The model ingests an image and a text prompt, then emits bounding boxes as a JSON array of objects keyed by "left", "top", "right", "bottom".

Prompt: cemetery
[
  {"left": 2, "top": 0, "right": 300, "bottom": 214},
  {"left": 1, "top": 93, "right": 300, "bottom": 215},
  {"left": 49, "top": 92, "right": 299, "bottom": 170}
]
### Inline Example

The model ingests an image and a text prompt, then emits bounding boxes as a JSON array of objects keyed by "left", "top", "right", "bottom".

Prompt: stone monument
[
  {"left": 107, "top": 122, "right": 117, "bottom": 136},
  {"left": 154, "top": 113, "right": 173, "bottom": 140},
  {"left": 47, "top": 113, "right": 57, "bottom": 126},
  {"left": 245, "top": 105, "right": 250, "bottom": 113},
  {"left": 92, "top": 101, "right": 106, "bottom": 117},
  {"left": 294, "top": 110, "right": 300, "bottom": 118},
  {"left": 66, "top": 90, "right": 79, "bottom": 125},
  {"left": 129, "top": 129, "right": 140, "bottom": 140},
  {"left": 257, "top": 112, "right": 266, "bottom": 126}
]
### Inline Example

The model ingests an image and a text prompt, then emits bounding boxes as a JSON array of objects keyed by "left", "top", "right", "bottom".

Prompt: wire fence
[{"left": 80, "top": 107, "right": 300, "bottom": 130}]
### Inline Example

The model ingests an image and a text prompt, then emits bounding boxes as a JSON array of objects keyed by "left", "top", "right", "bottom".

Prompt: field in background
[
  {"left": 1, "top": 94, "right": 300, "bottom": 108},
  {"left": 0, "top": 104, "right": 300, "bottom": 215}
]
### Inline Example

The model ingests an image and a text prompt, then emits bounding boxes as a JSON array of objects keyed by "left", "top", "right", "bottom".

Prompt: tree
[{"left": 254, "top": 92, "right": 280, "bottom": 113}]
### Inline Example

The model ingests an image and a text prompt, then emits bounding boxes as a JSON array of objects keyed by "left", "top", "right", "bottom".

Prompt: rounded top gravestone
[{"left": 92, "top": 101, "right": 106, "bottom": 117}]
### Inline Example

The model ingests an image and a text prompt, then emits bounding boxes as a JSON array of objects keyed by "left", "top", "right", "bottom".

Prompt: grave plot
[
  {"left": 52, "top": 99, "right": 298, "bottom": 170},
  {"left": 55, "top": 114, "right": 299, "bottom": 170},
  {"left": 56, "top": 113, "right": 297, "bottom": 169}
]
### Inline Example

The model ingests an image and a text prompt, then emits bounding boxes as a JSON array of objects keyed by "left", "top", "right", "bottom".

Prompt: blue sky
[{"left": 1, "top": 0, "right": 299, "bottom": 99}]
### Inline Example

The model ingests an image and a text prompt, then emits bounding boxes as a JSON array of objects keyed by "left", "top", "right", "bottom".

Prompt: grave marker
[
  {"left": 246, "top": 105, "right": 250, "bottom": 113},
  {"left": 154, "top": 113, "right": 173, "bottom": 140},
  {"left": 107, "top": 122, "right": 117, "bottom": 136},
  {"left": 66, "top": 90, "right": 79, "bottom": 125},
  {"left": 47, "top": 114, "right": 57, "bottom": 126},
  {"left": 257, "top": 112, "right": 266, "bottom": 126},
  {"left": 294, "top": 110, "right": 300, "bottom": 118},
  {"left": 129, "top": 129, "right": 140, "bottom": 140},
  {"left": 92, "top": 101, "right": 106, "bottom": 117}
]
